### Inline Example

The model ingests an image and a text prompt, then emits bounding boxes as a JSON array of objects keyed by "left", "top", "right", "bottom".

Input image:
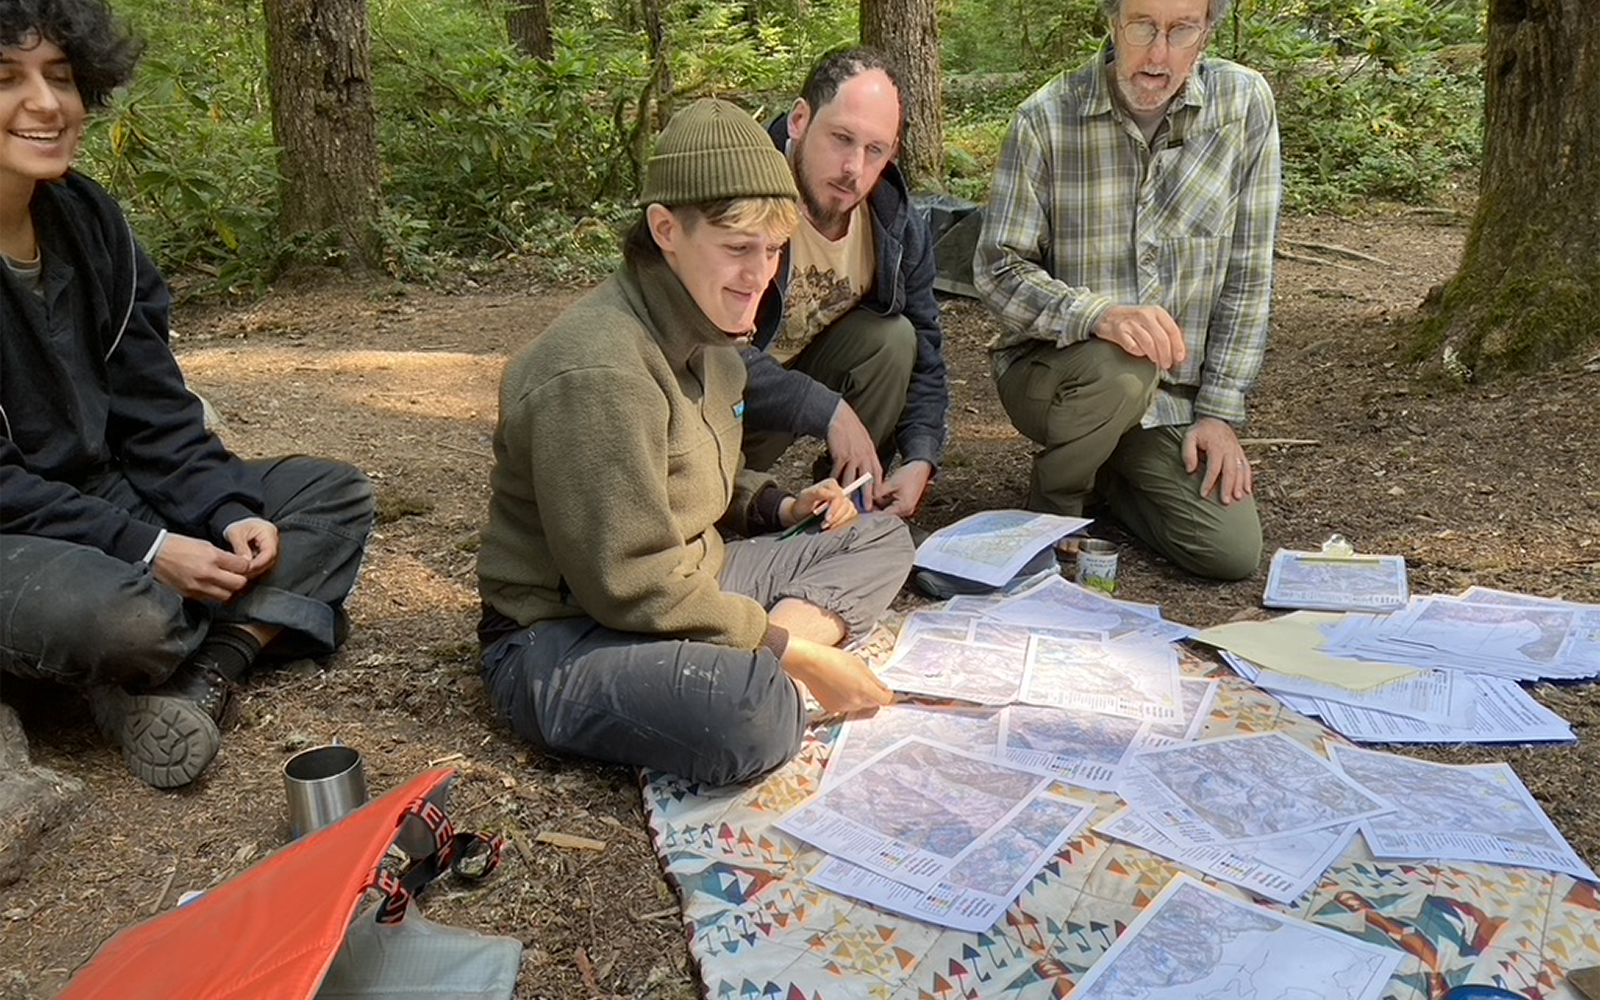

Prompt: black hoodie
[
  {"left": 0, "top": 171, "right": 260, "bottom": 563},
  {"left": 738, "top": 113, "right": 950, "bottom": 470}
]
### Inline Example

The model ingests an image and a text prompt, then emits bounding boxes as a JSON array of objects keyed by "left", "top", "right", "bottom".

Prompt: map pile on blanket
[{"left": 642, "top": 605, "right": 1599, "bottom": 1000}]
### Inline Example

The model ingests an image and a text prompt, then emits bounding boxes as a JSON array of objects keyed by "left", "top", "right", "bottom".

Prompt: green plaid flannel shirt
[{"left": 975, "top": 49, "right": 1281, "bottom": 427}]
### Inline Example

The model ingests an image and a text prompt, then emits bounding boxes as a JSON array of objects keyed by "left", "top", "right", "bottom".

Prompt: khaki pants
[
  {"left": 743, "top": 308, "right": 916, "bottom": 475},
  {"left": 995, "top": 338, "right": 1262, "bottom": 581}
]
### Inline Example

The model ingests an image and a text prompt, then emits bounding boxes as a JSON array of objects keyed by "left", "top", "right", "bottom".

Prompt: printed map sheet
[
  {"left": 1263, "top": 548, "right": 1410, "bottom": 612},
  {"left": 1459, "top": 587, "right": 1600, "bottom": 672},
  {"left": 877, "top": 637, "right": 1026, "bottom": 705},
  {"left": 824, "top": 704, "right": 1003, "bottom": 790},
  {"left": 1117, "top": 732, "right": 1393, "bottom": 847},
  {"left": 888, "top": 613, "right": 1105, "bottom": 662},
  {"left": 1140, "top": 677, "right": 1220, "bottom": 747},
  {"left": 1019, "top": 636, "right": 1183, "bottom": 724},
  {"left": 1096, "top": 806, "right": 1359, "bottom": 905},
  {"left": 890, "top": 610, "right": 983, "bottom": 652},
  {"left": 912, "top": 510, "right": 1090, "bottom": 587},
  {"left": 984, "top": 575, "right": 1190, "bottom": 642},
  {"left": 1328, "top": 744, "right": 1597, "bottom": 882},
  {"left": 1000, "top": 704, "right": 1148, "bottom": 790},
  {"left": 1067, "top": 874, "right": 1403, "bottom": 1000},
  {"left": 776, "top": 737, "right": 1052, "bottom": 892},
  {"left": 806, "top": 791, "right": 1094, "bottom": 933},
  {"left": 968, "top": 619, "right": 1108, "bottom": 649}
]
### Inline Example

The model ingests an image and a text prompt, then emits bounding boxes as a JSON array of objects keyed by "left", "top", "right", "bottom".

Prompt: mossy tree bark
[
  {"left": 1410, "top": 0, "right": 1599, "bottom": 378},
  {"left": 861, "top": 0, "right": 944, "bottom": 190},
  {"left": 263, "top": 0, "right": 384, "bottom": 271}
]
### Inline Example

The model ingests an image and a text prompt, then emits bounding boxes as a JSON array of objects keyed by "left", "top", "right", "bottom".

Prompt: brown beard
[{"left": 793, "top": 137, "right": 852, "bottom": 234}]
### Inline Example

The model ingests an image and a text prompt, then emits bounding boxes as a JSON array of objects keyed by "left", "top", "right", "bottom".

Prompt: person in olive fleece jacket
[
  {"left": 1, "top": 0, "right": 375, "bottom": 789},
  {"left": 477, "top": 99, "right": 913, "bottom": 786}
]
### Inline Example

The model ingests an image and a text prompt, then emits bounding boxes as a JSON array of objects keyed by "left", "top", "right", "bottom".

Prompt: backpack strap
[{"left": 362, "top": 798, "right": 507, "bottom": 924}]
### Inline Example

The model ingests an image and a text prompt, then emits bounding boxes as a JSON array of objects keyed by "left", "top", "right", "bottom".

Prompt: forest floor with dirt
[{"left": 1, "top": 208, "right": 1596, "bottom": 999}]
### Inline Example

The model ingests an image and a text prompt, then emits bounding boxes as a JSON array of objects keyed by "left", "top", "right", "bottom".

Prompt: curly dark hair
[
  {"left": 0, "top": 0, "right": 142, "bottom": 108},
  {"left": 798, "top": 46, "right": 908, "bottom": 141}
]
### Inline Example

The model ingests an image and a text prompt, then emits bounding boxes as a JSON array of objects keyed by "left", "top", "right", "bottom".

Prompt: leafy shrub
[
  {"left": 1218, "top": 0, "right": 1484, "bottom": 211},
  {"left": 375, "top": 27, "right": 641, "bottom": 255},
  {"left": 941, "top": 0, "right": 1484, "bottom": 211},
  {"left": 77, "top": 4, "right": 281, "bottom": 292}
]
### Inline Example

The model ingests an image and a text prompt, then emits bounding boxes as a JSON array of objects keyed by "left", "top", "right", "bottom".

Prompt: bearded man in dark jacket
[{"left": 739, "top": 46, "right": 950, "bottom": 521}]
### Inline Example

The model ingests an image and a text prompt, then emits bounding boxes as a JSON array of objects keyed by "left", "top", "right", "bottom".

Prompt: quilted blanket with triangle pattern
[{"left": 641, "top": 646, "right": 1599, "bottom": 1000}]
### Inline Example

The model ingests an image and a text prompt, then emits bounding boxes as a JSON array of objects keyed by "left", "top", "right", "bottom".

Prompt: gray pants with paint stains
[
  {"left": 479, "top": 513, "right": 913, "bottom": 786},
  {"left": 0, "top": 456, "right": 374, "bottom": 690}
]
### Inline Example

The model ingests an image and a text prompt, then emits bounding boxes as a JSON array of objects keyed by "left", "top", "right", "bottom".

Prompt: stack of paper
[
  {"left": 1263, "top": 548, "right": 1410, "bottom": 612},
  {"left": 782, "top": 735, "right": 1096, "bottom": 933},
  {"left": 1222, "top": 649, "right": 1575, "bottom": 744},
  {"left": 1196, "top": 593, "right": 1583, "bottom": 744},
  {"left": 1322, "top": 592, "right": 1599, "bottom": 681}
]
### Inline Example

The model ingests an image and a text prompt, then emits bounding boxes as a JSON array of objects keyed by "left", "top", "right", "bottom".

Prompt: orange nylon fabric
[{"left": 54, "top": 768, "right": 455, "bottom": 1000}]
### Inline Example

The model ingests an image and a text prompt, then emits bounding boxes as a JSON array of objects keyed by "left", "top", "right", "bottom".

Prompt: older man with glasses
[{"left": 975, "top": 0, "right": 1280, "bottom": 581}]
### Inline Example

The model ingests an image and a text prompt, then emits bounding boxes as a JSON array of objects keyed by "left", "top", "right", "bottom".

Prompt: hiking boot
[
  {"left": 151, "top": 660, "right": 234, "bottom": 724},
  {"left": 88, "top": 664, "right": 230, "bottom": 789}
]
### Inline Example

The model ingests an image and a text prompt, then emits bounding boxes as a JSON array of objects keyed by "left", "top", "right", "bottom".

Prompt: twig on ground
[
  {"left": 147, "top": 867, "right": 178, "bottom": 915},
  {"left": 537, "top": 830, "right": 609, "bottom": 852},
  {"left": 436, "top": 439, "right": 492, "bottom": 460},
  {"left": 1275, "top": 248, "right": 1360, "bottom": 271},
  {"left": 1239, "top": 437, "right": 1320, "bottom": 447},
  {"left": 1283, "top": 239, "right": 1393, "bottom": 266},
  {"left": 632, "top": 905, "right": 680, "bottom": 922}
]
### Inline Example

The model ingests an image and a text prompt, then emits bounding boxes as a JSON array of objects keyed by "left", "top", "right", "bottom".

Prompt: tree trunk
[
  {"left": 640, "top": 0, "right": 674, "bottom": 126},
  {"left": 861, "top": 0, "right": 944, "bottom": 190},
  {"left": 507, "top": 0, "right": 554, "bottom": 61},
  {"left": 624, "top": 0, "right": 673, "bottom": 190},
  {"left": 1410, "top": 0, "right": 1599, "bottom": 377},
  {"left": 263, "top": 0, "right": 384, "bottom": 271}
]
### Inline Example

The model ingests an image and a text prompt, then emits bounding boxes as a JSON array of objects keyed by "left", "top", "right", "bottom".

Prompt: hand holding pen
[{"left": 778, "top": 473, "right": 873, "bottom": 539}]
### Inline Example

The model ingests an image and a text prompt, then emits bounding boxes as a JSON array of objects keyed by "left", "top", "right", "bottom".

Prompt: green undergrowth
[{"left": 76, "top": 0, "right": 1486, "bottom": 294}]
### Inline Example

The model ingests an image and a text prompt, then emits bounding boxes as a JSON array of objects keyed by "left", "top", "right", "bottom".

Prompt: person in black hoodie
[
  {"left": 0, "top": 0, "right": 375, "bottom": 788},
  {"left": 739, "top": 46, "right": 950, "bottom": 521}
]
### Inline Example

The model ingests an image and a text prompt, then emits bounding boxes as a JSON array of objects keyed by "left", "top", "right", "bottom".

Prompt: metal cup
[
  {"left": 283, "top": 744, "right": 367, "bottom": 838},
  {"left": 1074, "top": 538, "right": 1120, "bottom": 594}
]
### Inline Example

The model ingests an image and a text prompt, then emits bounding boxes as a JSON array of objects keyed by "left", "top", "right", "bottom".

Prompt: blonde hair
[
  {"left": 627, "top": 195, "right": 799, "bottom": 260},
  {"left": 679, "top": 197, "right": 800, "bottom": 239}
]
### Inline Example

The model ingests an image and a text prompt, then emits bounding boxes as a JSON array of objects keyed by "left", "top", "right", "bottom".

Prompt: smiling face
[
  {"left": 786, "top": 68, "right": 900, "bottom": 237},
  {"left": 1110, "top": 0, "right": 1211, "bottom": 115},
  {"left": 649, "top": 204, "right": 792, "bottom": 335},
  {"left": 0, "top": 34, "right": 86, "bottom": 199}
]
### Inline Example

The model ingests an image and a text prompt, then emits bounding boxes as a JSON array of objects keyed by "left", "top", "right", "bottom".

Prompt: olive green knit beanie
[{"left": 638, "top": 98, "right": 799, "bottom": 207}]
